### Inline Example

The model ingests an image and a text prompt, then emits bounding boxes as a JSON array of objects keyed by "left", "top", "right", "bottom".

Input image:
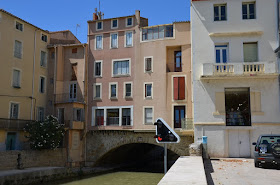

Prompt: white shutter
[{"left": 244, "top": 43, "right": 258, "bottom": 62}]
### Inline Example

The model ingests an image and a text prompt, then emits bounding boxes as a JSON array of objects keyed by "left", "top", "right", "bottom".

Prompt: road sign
[{"left": 154, "top": 118, "right": 180, "bottom": 143}]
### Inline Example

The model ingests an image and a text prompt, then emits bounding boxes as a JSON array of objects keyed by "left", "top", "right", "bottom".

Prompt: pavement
[
  {"left": 204, "top": 158, "right": 280, "bottom": 185},
  {"left": 0, "top": 166, "right": 64, "bottom": 177}
]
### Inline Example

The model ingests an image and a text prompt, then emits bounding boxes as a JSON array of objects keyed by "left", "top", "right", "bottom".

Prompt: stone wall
[{"left": 0, "top": 148, "right": 67, "bottom": 170}]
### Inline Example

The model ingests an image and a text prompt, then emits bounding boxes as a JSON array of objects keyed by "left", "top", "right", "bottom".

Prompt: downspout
[
  {"left": 53, "top": 46, "right": 57, "bottom": 109},
  {"left": 31, "top": 29, "right": 38, "bottom": 120},
  {"left": 83, "top": 43, "right": 87, "bottom": 166}
]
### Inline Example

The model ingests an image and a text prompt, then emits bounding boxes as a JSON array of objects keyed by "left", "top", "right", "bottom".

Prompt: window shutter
[
  {"left": 73, "top": 108, "right": 77, "bottom": 121},
  {"left": 250, "top": 92, "right": 261, "bottom": 112},
  {"left": 244, "top": 43, "right": 258, "bottom": 62},
  {"left": 215, "top": 92, "right": 225, "bottom": 114},
  {"left": 179, "top": 77, "right": 185, "bottom": 100},
  {"left": 81, "top": 109, "right": 85, "bottom": 122},
  {"left": 173, "top": 77, "right": 178, "bottom": 100}
]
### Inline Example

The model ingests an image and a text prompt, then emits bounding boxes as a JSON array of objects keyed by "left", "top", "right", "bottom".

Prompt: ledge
[
  {"left": 201, "top": 73, "right": 279, "bottom": 80},
  {"left": 209, "top": 31, "right": 263, "bottom": 37}
]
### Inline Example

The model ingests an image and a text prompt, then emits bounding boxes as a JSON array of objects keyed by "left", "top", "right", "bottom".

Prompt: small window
[
  {"left": 242, "top": 2, "right": 256, "bottom": 19},
  {"left": 122, "top": 108, "right": 131, "bottom": 126},
  {"left": 111, "top": 33, "right": 118, "bottom": 48},
  {"left": 37, "top": 107, "right": 45, "bottom": 122},
  {"left": 113, "top": 60, "right": 130, "bottom": 76},
  {"left": 126, "top": 17, "right": 133, "bottom": 27},
  {"left": 41, "top": 34, "right": 48, "bottom": 42},
  {"left": 96, "top": 35, "right": 103, "bottom": 50},
  {"left": 96, "top": 21, "right": 103, "bottom": 30},
  {"left": 145, "top": 83, "right": 152, "bottom": 99},
  {"left": 144, "top": 107, "right": 153, "bottom": 124},
  {"left": 72, "top": 48, "right": 77, "bottom": 53},
  {"left": 73, "top": 108, "right": 84, "bottom": 122},
  {"left": 94, "top": 61, "right": 102, "bottom": 77},
  {"left": 125, "top": 31, "right": 133, "bottom": 47},
  {"left": 125, "top": 83, "right": 132, "bottom": 98},
  {"left": 214, "top": 4, "right": 227, "bottom": 21},
  {"left": 15, "top": 21, "right": 23, "bottom": 31},
  {"left": 215, "top": 45, "right": 228, "bottom": 64},
  {"left": 112, "top": 19, "right": 118, "bottom": 29},
  {"left": 39, "top": 76, "right": 45, "bottom": 93},
  {"left": 145, "top": 57, "right": 152, "bottom": 73},
  {"left": 94, "top": 83, "right": 102, "bottom": 99},
  {"left": 70, "top": 83, "right": 77, "bottom": 100},
  {"left": 110, "top": 83, "right": 117, "bottom": 98},
  {"left": 10, "top": 103, "right": 19, "bottom": 119},
  {"left": 40, "top": 51, "right": 47, "bottom": 67},
  {"left": 14, "top": 40, "right": 22, "bottom": 59},
  {"left": 12, "top": 69, "right": 21, "bottom": 88}
]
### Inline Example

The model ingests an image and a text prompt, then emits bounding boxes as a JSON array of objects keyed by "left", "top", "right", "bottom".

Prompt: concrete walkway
[{"left": 158, "top": 156, "right": 207, "bottom": 185}]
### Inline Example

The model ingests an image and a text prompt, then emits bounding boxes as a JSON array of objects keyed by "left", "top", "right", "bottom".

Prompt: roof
[
  {"left": 47, "top": 43, "right": 87, "bottom": 49},
  {"left": 0, "top": 9, "right": 48, "bottom": 33},
  {"left": 88, "top": 15, "right": 148, "bottom": 23},
  {"left": 49, "top": 30, "right": 81, "bottom": 44}
]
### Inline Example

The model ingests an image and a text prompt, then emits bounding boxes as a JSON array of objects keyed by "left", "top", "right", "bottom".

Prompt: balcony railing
[
  {"left": 203, "top": 61, "right": 278, "bottom": 77},
  {"left": 107, "top": 117, "right": 119, "bottom": 126},
  {"left": 0, "top": 118, "right": 34, "bottom": 130},
  {"left": 55, "top": 93, "right": 84, "bottom": 104},
  {"left": 181, "top": 118, "right": 194, "bottom": 130}
]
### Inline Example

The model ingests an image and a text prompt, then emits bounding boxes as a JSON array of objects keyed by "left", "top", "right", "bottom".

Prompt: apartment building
[
  {"left": 191, "top": 0, "right": 280, "bottom": 157},
  {"left": 48, "top": 30, "right": 87, "bottom": 166},
  {"left": 0, "top": 9, "right": 49, "bottom": 151}
]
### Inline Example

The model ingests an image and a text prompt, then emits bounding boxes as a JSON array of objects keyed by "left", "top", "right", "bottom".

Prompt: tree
[{"left": 24, "top": 115, "right": 65, "bottom": 150}]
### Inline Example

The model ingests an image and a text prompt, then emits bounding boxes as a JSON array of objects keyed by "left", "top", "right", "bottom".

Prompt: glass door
[{"left": 174, "top": 106, "right": 185, "bottom": 128}]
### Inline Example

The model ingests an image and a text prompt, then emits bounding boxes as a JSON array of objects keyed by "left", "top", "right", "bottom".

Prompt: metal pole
[{"left": 164, "top": 143, "right": 167, "bottom": 174}]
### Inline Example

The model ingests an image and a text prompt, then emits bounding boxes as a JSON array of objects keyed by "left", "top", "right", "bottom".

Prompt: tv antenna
[{"left": 76, "top": 24, "right": 80, "bottom": 36}]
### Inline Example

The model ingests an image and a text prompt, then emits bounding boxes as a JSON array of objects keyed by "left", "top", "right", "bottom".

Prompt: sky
[{"left": 0, "top": 0, "right": 191, "bottom": 43}]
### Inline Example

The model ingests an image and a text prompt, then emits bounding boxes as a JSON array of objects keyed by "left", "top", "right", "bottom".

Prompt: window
[
  {"left": 41, "top": 34, "right": 47, "bottom": 42},
  {"left": 39, "top": 76, "right": 45, "bottom": 93},
  {"left": 173, "top": 77, "right": 185, "bottom": 100},
  {"left": 125, "top": 31, "right": 133, "bottom": 47},
  {"left": 72, "top": 48, "right": 77, "bottom": 53},
  {"left": 243, "top": 42, "right": 258, "bottom": 62},
  {"left": 124, "top": 82, "right": 132, "bottom": 98},
  {"left": 174, "top": 51, "right": 182, "bottom": 72},
  {"left": 40, "top": 51, "right": 47, "bottom": 67},
  {"left": 214, "top": 4, "right": 227, "bottom": 21},
  {"left": 95, "top": 35, "right": 103, "bottom": 50},
  {"left": 10, "top": 103, "right": 19, "bottom": 119},
  {"left": 242, "top": 2, "right": 256, "bottom": 19},
  {"left": 58, "top": 108, "right": 64, "bottom": 124},
  {"left": 111, "top": 19, "right": 118, "bottom": 29},
  {"left": 144, "top": 107, "right": 153, "bottom": 124},
  {"left": 71, "top": 63, "right": 77, "bottom": 81},
  {"left": 94, "top": 60, "right": 102, "bottom": 77},
  {"left": 51, "top": 52, "right": 55, "bottom": 59},
  {"left": 142, "top": 25, "right": 173, "bottom": 41},
  {"left": 113, "top": 60, "right": 130, "bottom": 76},
  {"left": 94, "top": 83, "right": 102, "bottom": 99},
  {"left": 110, "top": 83, "right": 117, "bottom": 99},
  {"left": 95, "top": 109, "right": 104, "bottom": 126},
  {"left": 144, "top": 57, "right": 153, "bottom": 73},
  {"left": 96, "top": 21, "right": 103, "bottom": 30},
  {"left": 14, "top": 40, "right": 22, "bottom": 59},
  {"left": 111, "top": 33, "right": 118, "bottom": 48},
  {"left": 122, "top": 108, "right": 131, "bottom": 126},
  {"left": 174, "top": 106, "right": 185, "bottom": 128},
  {"left": 73, "top": 108, "right": 84, "bottom": 122},
  {"left": 37, "top": 107, "right": 45, "bottom": 122},
  {"left": 144, "top": 83, "right": 152, "bottom": 99},
  {"left": 15, "top": 21, "right": 23, "bottom": 31},
  {"left": 215, "top": 45, "right": 228, "bottom": 64},
  {"left": 126, "top": 17, "right": 133, "bottom": 27},
  {"left": 12, "top": 69, "right": 21, "bottom": 88},
  {"left": 69, "top": 83, "right": 77, "bottom": 101},
  {"left": 107, "top": 109, "right": 119, "bottom": 125}
]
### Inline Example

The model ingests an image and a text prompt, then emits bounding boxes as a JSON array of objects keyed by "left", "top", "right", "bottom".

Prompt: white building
[{"left": 191, "top": 0, "right": 280, "bottom": 158}]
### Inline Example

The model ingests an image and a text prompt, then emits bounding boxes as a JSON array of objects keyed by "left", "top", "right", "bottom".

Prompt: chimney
[
  {"left": 135, "top": 10, "right": 140, "bottom": 25},
  {"left": 93, "top": 13, "right": 98, "bottom": 20}
]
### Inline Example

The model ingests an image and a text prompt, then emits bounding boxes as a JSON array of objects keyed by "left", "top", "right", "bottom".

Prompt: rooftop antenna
[{"left": 76, "top": 24, "right": 80, "bottom": 36}]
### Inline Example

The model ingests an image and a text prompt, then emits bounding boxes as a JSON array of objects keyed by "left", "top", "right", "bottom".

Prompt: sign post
[{"left": 154, "top": 118, "right": 180, "bottom": 174}]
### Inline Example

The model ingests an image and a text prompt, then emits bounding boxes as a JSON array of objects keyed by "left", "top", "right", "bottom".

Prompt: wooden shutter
[
  {"left": 179, "top": 77, "right": 185, "bottom": 100},
  {"left": 215, "top": 92, "right": 225, "bottom": 114},
  {"left": 173, "top": 77, "right": 178, "bottom": 100},
  {"left": 243, "top": 43, "right": 258, "bottom": 62}
]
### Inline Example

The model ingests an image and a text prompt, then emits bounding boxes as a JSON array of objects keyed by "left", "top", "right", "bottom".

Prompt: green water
[{"left": 61, "top": 172, "right": 164, "bottom": 185}]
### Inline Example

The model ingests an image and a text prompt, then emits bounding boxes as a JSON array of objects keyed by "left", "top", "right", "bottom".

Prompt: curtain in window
[
  {"left": 14, "top": 40, "right": 22, "bottom": 58},
  {"left": 13, "top": 70, "right": 20, "bottom": 87},
  {"left": 111, "top": 34, "right": 117, "bottom": 48},
  {"left": 145, "top": 108, "right": 153, "bottom": 123},
  {"left": 96, "top": 36, "right": 102, "bottom": 49},
  {"left": 113, "top": 60, "right": 129, "bottom": 75},
  {"left": 243, "top": 43, "right": 258, "bottom": 62},
  {"left": 126, "top": 32, "right": 132, "bottom": 46}
]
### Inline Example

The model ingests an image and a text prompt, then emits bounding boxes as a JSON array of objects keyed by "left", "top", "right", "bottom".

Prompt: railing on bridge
[{"left": 0, "top": 118, "right": 33, "bottom": 130}]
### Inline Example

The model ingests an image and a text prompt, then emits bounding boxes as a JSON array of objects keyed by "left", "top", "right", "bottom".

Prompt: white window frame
[
  {"left": 242, "top": 2, "right": 256, "bottom": 20},
  {"left": 94, "top": 60, "right": 103, "bottom": 77},
  {"left": 214, "top": 4, "right": 227, "bottom": 21},
  {"left": 111, "top": 19, "right": 118, "bottom": 29},
  {"left": 37, "top": 107, "right": 45, "bottom": 122},
  {"left": 143, "top": 106, "right": 154, "bottom": 125},
  {"left": 40, "top": 50, "right": 47, "bottom": 68},
  {"left": 69, "top": 82, "right": 77, "bottom": 101},
  {"left": 93, "top": 83, "right": 102, "bottom": 100},
  {"left": 144, "top": 56, "right": 153, "bottom": 73},
  {"left": 124, "top": 82, "right": 133, "bottom": 98},
  {"left": 111, "top": 58, "right": 131, "bottom": 77},
  {"left": 215, "top": 44, "right": 229, "bottom": 64},
  {"left": 144, "top": 82, "right": 153, "bottom": 99},
  {"left": 109, "top": 82, "right": 118, "bottom": 99},
  {"left": 9, "top": 102, "right": 20, "bottom": 119},
  {"left": 124, "top": 31, "right": 133, "bottom": 47},
  {"left": 95, "top": 34, "right": 103, "bottom": 50},
  {"left": 96, "top": 21, "right": 103, "bottom": 31},
  {"left": 15, "top": 20, "right": 24, "bottom": 32},
  {"left": 110, "top": 32, "right": 118, "bottom": 49},
  {"left": 14, "top": 39, "right": 23, "bottom": 59},
  {"left": 12, "top": 68, "right": 21, "bottom": 88},
  {"left": 39, "top": 76, "right": 46, "bottom": 93},
  {"left": 41, "top": 33, "right": 48, "bottom": 42},
  {"left": 126, "top": 17, "right": 133, "bottom": 27}
]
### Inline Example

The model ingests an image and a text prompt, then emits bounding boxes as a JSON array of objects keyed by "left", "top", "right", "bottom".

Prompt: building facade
[
  {"left": 0, "top": 9, "right": 49, "bottom": 151},
  {"left": 191, "top": 0, "right": 280, "bottom": 157}
]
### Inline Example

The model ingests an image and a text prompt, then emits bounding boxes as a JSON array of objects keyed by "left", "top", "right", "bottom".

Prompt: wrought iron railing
[
  {"left": 107, "top": 117, "right": 119, "bottom": 126},
  {"left": 0, "top": 118, "right": 33, "bottom": 130},
  {"left": 54, "top": 93, "right": 84, "bottom": 104}
]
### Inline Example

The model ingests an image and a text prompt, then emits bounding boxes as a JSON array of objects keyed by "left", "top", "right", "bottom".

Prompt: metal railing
[
  {"left": 166, "top": 63, "right": 183, "bottom": 73},
  {"left": 54, "top": 93, "right": 84, "bottom": 104},
  {"left": 0, "top": 118, "right": 33, "bottom": 130},
  {"left": 107, "top": 117, "right": 119, "bottom": 126},
  {"left": 181, "top": 118, "right": 194, "bottom": 130}
]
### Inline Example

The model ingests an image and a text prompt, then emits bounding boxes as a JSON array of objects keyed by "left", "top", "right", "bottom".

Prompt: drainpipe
[
  {"left": 53, "top": 46, "right": 57, "bottom": 112},
  {"left": 30, "top": 29, "right": 38, "bottom": 120},
  {"left": 82, "top": 43, "right": 87, "bottom": 166}
]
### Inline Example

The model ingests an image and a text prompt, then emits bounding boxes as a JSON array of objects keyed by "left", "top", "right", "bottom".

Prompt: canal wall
[{"left": 0, "top": 148, "right": 67, "bottom": 170}]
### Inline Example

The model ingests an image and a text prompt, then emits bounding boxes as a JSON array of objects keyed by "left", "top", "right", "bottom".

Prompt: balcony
[
  {"left": 62, "top": 120, "right": 84, "bottom": 130},
  {"left": 0, "top": 118, "right": 33, "bottom": 131},
  {"left": 181, "top": 118, "right": 194, "bottom": 130},
  {"left": 55, "top": 93, "right": 84, "bottom": 104},
  {"left": 202, "top": 61, "right": 278, "bottom": 79}
]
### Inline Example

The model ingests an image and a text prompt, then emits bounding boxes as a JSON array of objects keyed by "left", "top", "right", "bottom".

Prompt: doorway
[
  {"left": 6, "top": 132, "right": 16, "bottom": 150},
  {"left": 174, "top": 106, "right": 185, "bottom": 129},
  {"left": 229, "top": 130, "right": 251, "bottom": 157}
]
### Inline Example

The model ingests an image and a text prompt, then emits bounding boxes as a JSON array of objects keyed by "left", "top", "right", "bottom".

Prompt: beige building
[
  {"left": 0, "top": 9, "right": 49, "bottom": 151},
  {"left": 48, "top": 30, "right": 87, "bottom": 166}
]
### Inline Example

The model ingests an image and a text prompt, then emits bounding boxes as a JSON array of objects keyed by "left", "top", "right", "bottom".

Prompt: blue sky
[{"left": 0, "top": 0, "right": 190, "bottom": 43}]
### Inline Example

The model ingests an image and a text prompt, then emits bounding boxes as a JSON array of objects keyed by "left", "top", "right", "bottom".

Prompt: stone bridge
[{"left": 86, "top": 130, "right": 194, "bottom": 166}]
